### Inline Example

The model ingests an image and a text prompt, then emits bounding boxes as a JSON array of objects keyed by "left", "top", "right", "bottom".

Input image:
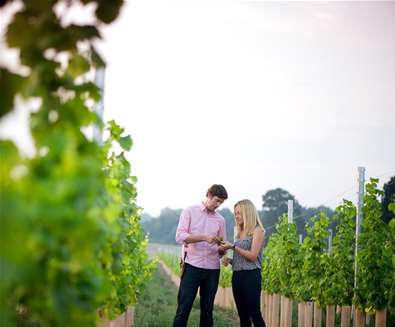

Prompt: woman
[{"left": 220, "top": 199, "right": 266, "bottom": 327}]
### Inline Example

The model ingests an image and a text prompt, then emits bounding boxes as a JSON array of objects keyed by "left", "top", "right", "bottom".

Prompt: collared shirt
[{"left": 175, "top": 203, "right": 227, "bottom": 269}]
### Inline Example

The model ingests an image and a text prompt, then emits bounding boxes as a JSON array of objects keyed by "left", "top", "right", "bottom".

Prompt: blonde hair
[{"left": 234, "top": 199, "right": 264, "bottom": 239}]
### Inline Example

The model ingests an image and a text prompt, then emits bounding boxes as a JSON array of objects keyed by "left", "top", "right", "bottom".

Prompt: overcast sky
[{"left": 1, "top": 1, "right": 394, "bottom": 216}]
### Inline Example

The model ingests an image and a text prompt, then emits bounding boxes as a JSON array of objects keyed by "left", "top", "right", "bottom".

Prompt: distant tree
[
  {"left": 140, "top": 212, "right": 155, "bottom": 223},
  {"left": 382, "top": 176, "right": 395, "bottom": 224},
  {"left": 141, "top": 207, "right": 181, "bottom": 244},
  {"left": 261, "top": 188, "right": 303, "bottom": 239},
  {"left": 218, "top": 208, "right": 235, "bottom": 241},
  {"left": 142, "top": 207, "right": 235, "bottom": 245},
  {"left": 260, "top": 188, "right": 338, "bottom": 241}
]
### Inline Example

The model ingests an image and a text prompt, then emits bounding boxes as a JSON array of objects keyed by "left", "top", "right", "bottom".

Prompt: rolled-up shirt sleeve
[{"left": 175, "top": 208, "right": 191, "bottom": 244}]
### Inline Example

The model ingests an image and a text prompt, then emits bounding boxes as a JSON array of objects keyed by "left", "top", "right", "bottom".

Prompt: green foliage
[
  {"left": 323, "top": 200, "right": 356, "bottom": 305},
  {"left": 382, "top": 176, "right": 395, "bottom": 224},
  {"left": 99, "top": 121, "right": 155, "bottom": 318},
  {"left": 261, "top": 231, "right": 282, "bottom": 294},
  {"left": 261, "top": 179, "right": 394, "bottom": 314},
  {"left": 0, "top": 68, "right": 26, "bottom": 117},
  {"left": 262, "top": 215, "right": 301, "bottom": 298},
  {"left": 296, "top": 212, "right": 329, "bottom": 303},
  {"left": 0, "top": 0, "right": 153, "bottom": 325},
  {"left": 354, "top": 178, "right": 393, "bottom": 312},
  {"left": 157, "top": 252, "right": 181, "bottom": 276},
  {"left": 219, "top": 265, "right": 232, "bottom": 288},
  {"left": 388, "top": 218, "right": 395, "bottom": 315}
]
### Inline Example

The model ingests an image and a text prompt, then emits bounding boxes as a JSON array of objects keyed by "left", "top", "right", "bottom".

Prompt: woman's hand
[{"left": 221, "top": 241, "right": 234, "bottom": 251}]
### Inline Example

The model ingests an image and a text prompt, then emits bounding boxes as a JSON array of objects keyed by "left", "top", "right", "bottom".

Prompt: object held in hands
[{"left": 214, "top": 236, "right": 225, "bottom": 245}]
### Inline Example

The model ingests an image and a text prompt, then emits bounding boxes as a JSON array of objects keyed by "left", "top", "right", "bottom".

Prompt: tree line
[
  {"left": 142, "top": 178, "right": 394, "bottom": 245},
  {"left": 141, "top": 186, "right": 336, "bottom": 244}
]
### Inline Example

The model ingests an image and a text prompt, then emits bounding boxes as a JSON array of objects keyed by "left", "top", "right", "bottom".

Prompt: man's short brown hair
[{"left": 206, "top": 184, "right": 228, "bottom": 200}]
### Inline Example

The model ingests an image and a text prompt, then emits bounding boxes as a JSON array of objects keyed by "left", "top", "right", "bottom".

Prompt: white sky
[{"left": 1, "top": 1, "right": 395, "bottom": 216}]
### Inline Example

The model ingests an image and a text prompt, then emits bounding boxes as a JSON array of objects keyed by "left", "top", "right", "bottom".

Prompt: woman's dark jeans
[
  {"left": 232, "top": 269, "right": 266, "bottom": 327},
  {"left": 173, "top": 263, "right": 220, "bottom": 327}
]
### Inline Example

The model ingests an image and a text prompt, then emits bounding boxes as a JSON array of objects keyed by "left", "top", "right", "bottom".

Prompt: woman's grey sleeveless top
[{"left": 232, "top": 236, "right": 263, "bottom": 271}]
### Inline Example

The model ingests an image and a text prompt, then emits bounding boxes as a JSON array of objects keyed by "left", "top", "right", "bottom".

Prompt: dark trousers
[
  {"left": 173, "top": 263, "right": 220, "bottom": 327},
  {"left": 232, "top": 269, "right": 266, "bottom": 327}
]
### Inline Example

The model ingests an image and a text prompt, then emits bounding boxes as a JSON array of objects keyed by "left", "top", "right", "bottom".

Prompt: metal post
[
  {"left": 299, "top": 234, "right": 303, "bottom": 244},
  {"left": 354, "top": 167, "right": 365, "bottom": 288},
  {"left": 287, "top": 200, "right": 294, "bottom": 223}
]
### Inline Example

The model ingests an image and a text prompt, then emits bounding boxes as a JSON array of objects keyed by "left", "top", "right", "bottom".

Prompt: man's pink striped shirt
[{"left": 175, "top": 203, "right": 227, "bottom": 269}]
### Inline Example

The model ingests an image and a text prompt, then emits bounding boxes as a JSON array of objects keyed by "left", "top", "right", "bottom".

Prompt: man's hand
[
  {"left": 216, "top": 236, "right": 225, "bottom": 245},
  {"left": 205, "top": 236, "right": 227, "bottom": 247},
  {"left": 218, "top": 245, "right": 227, "bottom": 256},
  {"left": 205, "top": 235, "right": 218, "bottom": 244}
]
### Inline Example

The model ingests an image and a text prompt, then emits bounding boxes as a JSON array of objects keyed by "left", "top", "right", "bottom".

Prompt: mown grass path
[{"left": 134, "top": 265, "right": 240, "bottom": 326}]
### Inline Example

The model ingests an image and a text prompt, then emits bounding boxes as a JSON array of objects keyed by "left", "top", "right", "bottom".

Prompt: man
[{"left": 173, "top": 184, "right": 228, "bottom": 327}]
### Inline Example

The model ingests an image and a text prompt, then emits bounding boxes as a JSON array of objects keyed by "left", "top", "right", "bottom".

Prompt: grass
[{"left": 134, "top": 265, "right": 240, "bottom": 326}]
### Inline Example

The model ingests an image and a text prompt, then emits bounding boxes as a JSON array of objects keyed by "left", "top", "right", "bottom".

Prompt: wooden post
[
  {"left": 375, "top": 309, "right": 387, "bottom": 327},
  {"left": 228, "top": 288, "right": 232, "bottom": 309},
  {"left": 262, "top": 293, "right": 266, "bottom": 323},
  {"left": 124, "top": 306, "right": 134, "bottom": 327},
  {"left": 304, "top": 301, "right": 313, "bottom": 327},
  {"left": 228, "top": 287, "right": 234, "bottom": 309},
  {"left": 265, "top": 293, "right": 270, "bottom": 325},
  {"left": 326, "top": 304, "right": 335, "bottom": 327},
  {"left": 280, "top": 296, "right": 285, "bottom": 327},
  {"left": 313, "top": 302, "right": 321, "bottom": 327},
  {"left": 341, "top": 306, "right": 351, "bottom": 327},
  {"left": 272, "top": 294, "right": 280, "bottom": 327},
  {"left": 218, "top": 288, "right": 225, "bottom": 307},
  {"left": 109, "top": 312, "right": 125, "bottom": 327},
  {"left": 298, "top": 302, "right": 305, "bottom": 327},
  {"left": 261, "top": 292, "right": 266, "bottom": 319},
  {"left": 283, "top": 297, "right": 292, "bottom": 327},
  {"left": 355, "top": 309, "right": 365, "bottom": 327},
  {"left": 214, "top": 288, "right": 220, "bottom": 306},
  {"left": 222, "top": 287, "right": 228, "bottom": 308},
  {"left": 97, "top": 316, "right": 110, "bottom": 327}
]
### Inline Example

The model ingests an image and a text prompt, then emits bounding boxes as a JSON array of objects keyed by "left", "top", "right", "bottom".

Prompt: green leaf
[
  {"left": 388, "top": 202, "right": 395, "bottom": 214},
  {"left": 119, "top": 136, "right": 132, "bottom": 151},
  {"left": 108, "top": 120, "right": 124, "bottom": 140},
  {"left": 95, "top": 0, "right": 124, "bottom": 24},
  {"left": 67, "top": 25, "right": 101, "bottom": 43},
  {"left": 68, "top": 54, "right": 90, "bottom": 77},
  {"left": 0, "top": 68, "right": 25, "bottom": 118}
]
